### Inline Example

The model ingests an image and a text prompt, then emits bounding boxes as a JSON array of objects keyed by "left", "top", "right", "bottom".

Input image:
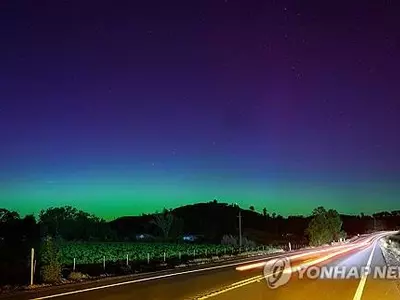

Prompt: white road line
[
  {"left": 196, "top": 276, "right": 263, "bottom": 300},
  {"left": 352, "top": 241, "right": 377, "bottom": 300},
  {"left": 196, "top": 242, "right": 368, "bottom": 299},
  {"left": 228, "top": 275, "right": 264, "bottom": 287},
  {"left": 200, "top": 233, "right": 389, "bottom": 300},
  {"left": 31, "top": 247, "right": 331, "bottom": 300},
  {"left": 31, "top": 234, "right": 388, "bottom": 300},
  {"left": 30, "top": 254, "right": 287, "bottom": 300}
]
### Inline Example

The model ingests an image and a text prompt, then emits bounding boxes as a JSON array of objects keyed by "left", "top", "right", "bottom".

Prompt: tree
[
  {"left": 169, "top": 215, "right": 184, "bottom": 239},
  {"left": 0, "top": 209, "right": 21, "bottom": 243},
  {"left": 262, "top": 207, "right": 268, "bottom": 218},
  {"left": 39, "top": 236, "right": 62, "bottom": 283},
  {"left": 39, "top": 206, "right": 110, "bottom": 240},
  {"left": 391, "top": 210, "right": 400, "bottom": 217},
  {"left": 151, "top": 210, "right": 174, "bottom": 239},
  {"left": 249, "top": 206, "right": 255, "bottom": 212},
  {"left": 326, "top": 209, "right": 343, "bottom": 240},
  {"left": 306, "top": 207, "right": 343, "bottom": 246},
  {"left": 39, "top": 206, "right": 78, "bottom": 238},
  {"left": 0, "top": 209, "right": 20, "bottom": 223}
]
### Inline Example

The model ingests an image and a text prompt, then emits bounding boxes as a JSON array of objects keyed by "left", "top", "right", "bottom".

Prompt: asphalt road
[
  {"left": 201, "top": 232, "right": 400, "bottom": 300},
  {"left": 3, "top": 232, "right": 399, "bottom": 300}
]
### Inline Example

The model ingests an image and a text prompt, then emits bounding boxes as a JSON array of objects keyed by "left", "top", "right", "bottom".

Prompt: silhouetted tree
[
  {"left": 0, "top": 208, "right": 20, "bottom": 223},
  {"left": 306, "top": 207, "right": 344, "bottom": 246},
  {"left": 151, "top": 210, "right": 174, "bottom": 239},
  {"left": 39, "top": 206, "right": 111, "bottom": 240}
]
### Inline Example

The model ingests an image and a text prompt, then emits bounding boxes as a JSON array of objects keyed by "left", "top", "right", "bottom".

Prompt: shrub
[
  {"left": 221, "top": 235, "right": 238, "bottom": 246},
  {"left": 67, "top": 272, "right": 87, "bottom": 281},
  {"left": 221, "top": 235, "right": 256, "bottom": 248},
  {"left": 242, "top": 237, "right": 256, "bottom": 248},
  {"left": 39, "top": 236, "right": 62, "bottom": 283},
  {"left": 118, "top": 264, "right": 132, "bottom": 275}
]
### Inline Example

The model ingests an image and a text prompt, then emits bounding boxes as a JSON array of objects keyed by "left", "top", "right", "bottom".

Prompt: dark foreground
[{"left": 2, "top": 232, "right": 399, "bottom": 300}]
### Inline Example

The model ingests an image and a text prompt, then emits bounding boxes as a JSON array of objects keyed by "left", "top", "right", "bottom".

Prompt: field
[{"left": 59, "top": 242, "right": 247, "bottom": 265}]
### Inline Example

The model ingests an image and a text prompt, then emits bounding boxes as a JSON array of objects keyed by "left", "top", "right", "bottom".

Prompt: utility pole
[
  {"left": 238, "top": 209, "right": 242, "bottom": 251},
  {"left": 30, "top": 248, "right": 34, "bottom": 286}
]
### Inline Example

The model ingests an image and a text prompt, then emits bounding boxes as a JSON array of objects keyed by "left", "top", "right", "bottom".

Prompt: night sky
[{"left": 1, "top": 1, "right": 399, "bottom": 219}]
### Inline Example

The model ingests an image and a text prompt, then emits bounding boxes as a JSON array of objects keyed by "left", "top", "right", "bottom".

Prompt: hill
[{"left": 109, "top": 201, "right": 311, "bottom": 244}]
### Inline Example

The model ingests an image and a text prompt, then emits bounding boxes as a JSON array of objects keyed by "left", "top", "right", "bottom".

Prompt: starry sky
[{"left": 0, "top": 1, "right": 399, "bottom": 219}]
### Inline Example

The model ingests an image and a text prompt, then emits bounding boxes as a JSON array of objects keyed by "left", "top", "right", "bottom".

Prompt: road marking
[
  {"left": 196, "top": 276, "right": 263, "bottom": 299},
  {"left": 199, "top": 233, "right": 390, "bottom": 300},
  {"left": 196, "top": 243, "right": 368, "bottom": 299},
  {"left": 30, "top": 254, "right": 287, "bottom": 300},
  {"left": 31, "top": 234, "right": 390, "bottom": 300},
  {"left": 32, "top": 247, "right": 333, "bottom": 300},
  {"left": 352, "top": 242, "right": 377, "bottom": 300},
  {"left": 228, "top": 275, "right": 264, "bottom": 287}
]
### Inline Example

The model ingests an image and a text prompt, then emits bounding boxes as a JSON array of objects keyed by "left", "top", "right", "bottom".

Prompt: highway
[{"left": 3, "top": 232, "right": 399, "bottom": 300}]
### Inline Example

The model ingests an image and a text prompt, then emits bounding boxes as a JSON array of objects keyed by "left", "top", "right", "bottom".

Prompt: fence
[
  {"left": 65, "top": 245, "right": 273, "bottom": 275},
  {"left": 8, "top": 243, "right": 302, "bottom": 286},
  {"left": 20, "top": 245, "right": 279, "bottom": 285}
]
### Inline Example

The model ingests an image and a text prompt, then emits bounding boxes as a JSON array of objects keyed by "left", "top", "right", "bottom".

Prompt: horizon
[{"left": 4, "top": 200, "right": 396, "bottom": 222}]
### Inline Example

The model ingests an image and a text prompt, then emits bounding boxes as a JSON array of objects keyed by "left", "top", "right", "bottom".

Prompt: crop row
[{"left": 59, "top": 242, "right": 244, "bottom": 265}]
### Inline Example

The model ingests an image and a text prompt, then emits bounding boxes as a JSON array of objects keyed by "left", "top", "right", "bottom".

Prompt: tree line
[
  {"left": 1, "top": 202, "right": 398, "bottom": 248},
  {"left": 1, "top": 202, "right": 399, "bottom": 284}
]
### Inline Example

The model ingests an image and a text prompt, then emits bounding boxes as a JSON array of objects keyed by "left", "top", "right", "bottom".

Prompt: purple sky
[{"left": 0, "top": 1, "right": 399, "bottom": 218}]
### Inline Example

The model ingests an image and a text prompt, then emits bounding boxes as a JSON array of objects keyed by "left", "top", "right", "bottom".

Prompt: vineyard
[{"left": 59, "top": 242, "right": 256, "bottom": 265}]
